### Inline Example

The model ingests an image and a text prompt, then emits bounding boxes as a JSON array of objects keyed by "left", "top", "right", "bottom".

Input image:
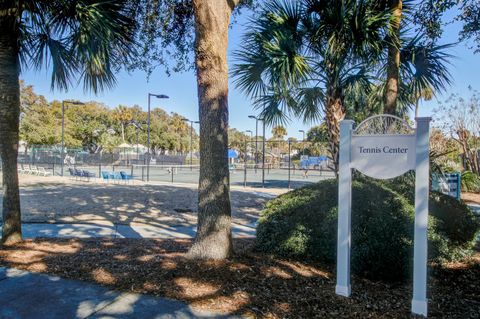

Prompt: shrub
[
  {"left": 256, "top": 176, "right": 480, "bottom": 282},
  {"left": 461, "top": 170, "right": 480, "bottom": 193}
]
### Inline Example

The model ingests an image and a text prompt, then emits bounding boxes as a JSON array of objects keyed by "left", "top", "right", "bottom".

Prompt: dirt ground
[
  {"left": 0, "top": 238, "right": 478, "bottom": 318},
  {"left": 0, "top": 174, "right": 283, "bottom": 227}
]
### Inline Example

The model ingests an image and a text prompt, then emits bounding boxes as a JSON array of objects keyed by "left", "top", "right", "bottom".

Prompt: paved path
[
  {"left": 1, "top": 221, "right": 257, "bottom": 240},
  {"left": 0, "top": 267, "right": 236, "bottom": 319},
  {"left": 469, "top": 203, "right": 480, "bottom": 216}
]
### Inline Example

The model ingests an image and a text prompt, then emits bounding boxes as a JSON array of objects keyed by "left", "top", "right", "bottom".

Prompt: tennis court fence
[{"left": 2, "top": 140, "right": 336, "bottom": 189}]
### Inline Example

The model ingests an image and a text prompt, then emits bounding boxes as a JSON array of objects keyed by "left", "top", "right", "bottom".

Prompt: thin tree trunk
[
  {"left": 0, "top": 19, "right": 22, "bottom": 245},
  {"left": 384, "top": 0, "right": 402, "bottom": 115},
  {"left": 187, "top": 0, "right": 240, "bottom": 259},
  {"left": 325, "top": 89, "right": 345, "bottom": 175}
]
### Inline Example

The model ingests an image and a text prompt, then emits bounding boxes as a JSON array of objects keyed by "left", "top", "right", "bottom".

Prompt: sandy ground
[
  {"left": 462, "top": 192, "right": 480, "bottom": 205},
  {"left": 0, "top": 174, "right": 286, "bottom": 228}
]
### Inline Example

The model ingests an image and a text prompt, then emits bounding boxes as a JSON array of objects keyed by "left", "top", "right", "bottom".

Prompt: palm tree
[
  {"left": 0, "top": 0, "right": 136, "bottom": 244},
  {"left": 233, "top": 0, "right": 452, "bottom": 173},
  {"left": 271, "top": 125, "right": 287, "bottom": 140},
  {"left": 369, "top": 35, "right": 453, "bottom": 116},
  {"left": 233, "top": 0, "right": 389, "bottom": 172},
  {"left": 384, "top": 0, "right": 403, "bottom": 114}
]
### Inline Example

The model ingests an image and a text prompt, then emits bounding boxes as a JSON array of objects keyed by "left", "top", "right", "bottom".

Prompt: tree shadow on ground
[
  {"left": 0, "top": 238, "right": 478, "bottom": 318},
  {"left": 0, "top": 183, "right": 267, "bottom": 230}
]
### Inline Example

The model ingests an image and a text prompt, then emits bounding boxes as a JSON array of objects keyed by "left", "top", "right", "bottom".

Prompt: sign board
[
  {"left": 336, "top": 115, "right": 431, "bottom": 317},
  {"left": 432, "top": 173, "right": 461, "bottom": 200},
  {"left": 351, "top": 135, "right": 416, "bottom": 179}
]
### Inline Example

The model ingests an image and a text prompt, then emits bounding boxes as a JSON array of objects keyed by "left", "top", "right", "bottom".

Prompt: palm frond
[
  {"left": 254, "top": 93, "right": 292, "bottom": 127},
  {"left": 232, "top": 0, "right": 308, "bottom": 99},
  {"left": 20, "top": 0, "right": 137, "bottom": 93},
  {"left": 294, "top": 86, "right": 325, "bottom": 123},
  {"left": 401, "top": 35, "right": 454, "bottom": 101}
]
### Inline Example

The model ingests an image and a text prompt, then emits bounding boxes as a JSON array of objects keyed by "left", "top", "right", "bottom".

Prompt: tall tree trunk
[
  {"left": 0, "top": 19, "right": 22, "bottom": 245},
  {"left": 187, "top": 0, "right": 240, "bottom": 260},
  {"left": 325, "top": 88, "right": 345, "bottom": 175},
  {"left": 384, "top": 0, "right": 402, "bottom": 115}
]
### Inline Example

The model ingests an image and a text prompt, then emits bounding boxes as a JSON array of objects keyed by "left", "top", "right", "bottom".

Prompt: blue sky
[{"left": 20, "top": 5, "right": 479, "bottom": 140}]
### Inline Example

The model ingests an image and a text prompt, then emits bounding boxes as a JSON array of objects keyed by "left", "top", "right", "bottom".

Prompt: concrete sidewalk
[
  {"left": 469, "top": 203, "right": 480, "bottom": 216},
  {"left": 0, "top": 267, "right": 236, "bottom": 319},
  {"left": 0, "top": 221, "right": 257, "bottom": 240}
]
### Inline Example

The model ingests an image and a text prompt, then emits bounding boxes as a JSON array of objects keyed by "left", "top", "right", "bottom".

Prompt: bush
[
  {"left": 256, "top": 176, "right": 480, "bottom": 282},
  {"left": 461, "top": 170, "right": 480, "bottom": 193}
]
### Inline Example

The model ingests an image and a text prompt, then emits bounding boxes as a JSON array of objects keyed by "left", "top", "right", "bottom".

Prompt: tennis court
[{"left": 82, "top": 164, "right": 336, "bottom": 189}]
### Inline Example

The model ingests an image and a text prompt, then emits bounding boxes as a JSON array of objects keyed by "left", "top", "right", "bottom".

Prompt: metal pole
[
  {"left": 288, "top": 139, "right": 291, "bottom": 189},
  {"left": 244, "top": 137, "right": 247, "bottom": 187},
  {"left": 61, "top": 101, "right": 65, "bottom": 176},
  {"left": 147, "top": 94, "right": 151, "bottom": 182},
  {"left": 303, "top": 131, "right": 306, "bottom": 156},
  {"left": 190, "top": 121, "right": 193, "bottom": 170},
  {"left": 255, "top": 119, "right": 258, "bottom": 170},
  {"left": 262, "top": 119, "right": 266, "bottom": 188},
  {"left": 136, "top": 127, "right": 139, "bottom": 161}
]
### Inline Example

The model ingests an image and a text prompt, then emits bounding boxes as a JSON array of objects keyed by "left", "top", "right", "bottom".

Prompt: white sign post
[{"left": 335, "top": 115, "right": 431, "bottom": 317}]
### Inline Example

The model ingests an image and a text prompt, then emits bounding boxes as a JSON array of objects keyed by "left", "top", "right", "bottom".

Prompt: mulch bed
[{"left": 0, "top": 238, "right": 478, "bottom": 318}]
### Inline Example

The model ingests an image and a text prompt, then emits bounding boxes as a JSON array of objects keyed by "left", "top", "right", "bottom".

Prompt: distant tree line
[{"left": 19, "top": 81, "right": 198, "bottom": 155}]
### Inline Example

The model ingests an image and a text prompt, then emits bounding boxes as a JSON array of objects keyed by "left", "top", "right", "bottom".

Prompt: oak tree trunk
[
  {"left": 325, "top": 88, "right": 345, "bottom": 175},
  {"left": 187, "top": 0, "right": 240, "bottom": 259},
  {"left": 384, "top": 0, "right": 402, "bottom": 115},
  {"left": 0, "top": 17, "right": 22, "bottom": 245}
]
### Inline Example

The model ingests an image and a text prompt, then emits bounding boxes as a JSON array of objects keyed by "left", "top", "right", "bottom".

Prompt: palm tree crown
[
  {"left": 233, "top": 0, "right": 390, "bottom": 170},
  {"left": 232, "top": 0, "right": 452, "bottom": 171},
  {"left": 2, "top": 0, "right": 137, "bottom": 92}
]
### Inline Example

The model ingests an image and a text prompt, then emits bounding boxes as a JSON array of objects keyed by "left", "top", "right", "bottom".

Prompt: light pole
[
  {"left": 245, "top": 130, "right": 253, "bottom": 162},
  {"left": 147, "top": 93, "right": 169, "bottom": 181},
  {"left": 182, "top": 118, "right": 199, "bottom": 170},
  {"left": 61, "top": 100, "right": 84, "bottom": 176},
  {"left": 262, "top": 117, "right": 266, "bottom": 187},
  {"left": 243, "top": 131, "right": 252, "bottom": 187},
  {"left": 299, "top": 130, "right": 306, "bottom": 156},
  {"left": 248, "top": 115, "right": 260, "bottom": 167}
]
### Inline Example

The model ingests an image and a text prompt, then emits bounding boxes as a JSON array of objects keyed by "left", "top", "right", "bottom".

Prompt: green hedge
[{"left": 256, "top": 176, "right": 480, "bottom": 281}]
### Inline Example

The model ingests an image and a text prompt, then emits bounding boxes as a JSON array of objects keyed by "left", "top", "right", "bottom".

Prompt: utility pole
[
  {"left": 182, "top": 118, "right": 199, "bottom": 170},
  {"left": 147, "top": 93, "right": 169, "bottom": 182},
  {"left": 248, "top": 115, "right": 260, "bottom": 170},
  {"left": 61, "top": 100, "right": 84, "bottom": 176}
]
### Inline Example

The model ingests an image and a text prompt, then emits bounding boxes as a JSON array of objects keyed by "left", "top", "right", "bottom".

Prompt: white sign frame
[{"left": 335, "top": 116, "right": 431, "bottom": 317}]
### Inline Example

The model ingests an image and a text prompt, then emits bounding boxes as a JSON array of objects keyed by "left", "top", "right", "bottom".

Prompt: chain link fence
[{"left": 4, "top": 141, "right": 335, "bottom": 189}]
